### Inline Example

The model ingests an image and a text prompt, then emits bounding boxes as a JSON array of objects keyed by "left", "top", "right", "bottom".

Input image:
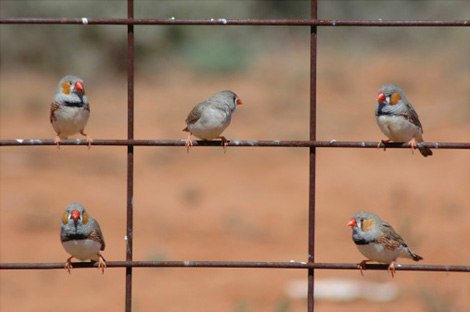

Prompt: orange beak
[
  {"left": 75, "top": 81, "right": 84, "bottom": 92},
  {"left": 71, "top": 210, "right": 80, "bottom": 221},
  {"left": 376, "top": 92, "right": 385, "bottom": 102},
  {"left": 236, "top": 98, "right": 243, "bottom": 105},
  {"left": 347, "top": 218, "right": 357, "bottom": 227}
]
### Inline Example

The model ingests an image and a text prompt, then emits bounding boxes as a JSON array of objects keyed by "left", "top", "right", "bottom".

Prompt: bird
[
  {"left": 50, "top": 75, "right": 92, "bottom": 149},
  {"left": 375, "top": 84, "right": 432, "bottom": 157},
  {"left": 183, "top": 90, "right": 242, "bottom": 153},
  {"left": 347, "top": 211, "right": 423, "bottom": 277},
  {"left": 60, "top": 202, "right": 106, "bottom": 274}
]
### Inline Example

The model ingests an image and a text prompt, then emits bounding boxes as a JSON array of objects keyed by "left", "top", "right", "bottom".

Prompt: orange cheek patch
[
  {"left": 62, "top": 212, "right": 69, "bottom": 224},
  {"left": 82, "top": 212, "right": 89, "bottom": 225},
  {"left": 361, "top": 218, "right": 374, "bottom": 232},
  {"left": 61, "top": 82, "right": 71, "bottom": 94},
  {"left": 390, "top": 92, "right": 401, "bottom": 105}
]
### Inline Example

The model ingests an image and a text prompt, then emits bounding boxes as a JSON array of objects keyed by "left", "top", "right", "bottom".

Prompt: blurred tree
[{"left": 0, "top": 0, "right": 467, "bottom": 75}]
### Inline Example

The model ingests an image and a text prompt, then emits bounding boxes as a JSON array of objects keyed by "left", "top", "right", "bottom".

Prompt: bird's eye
[{"left": 358, "top": 219, "right": 364, "bottom": 228}]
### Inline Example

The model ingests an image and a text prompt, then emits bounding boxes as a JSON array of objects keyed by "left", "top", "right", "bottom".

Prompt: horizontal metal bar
[
  {"left": 0, "top": 18, "right": 468, "bottom": 27},
  {"left": 0, "top": 139, "right": 468, "bottom": 149},
  {"left": 1, "top": 261, "right": 469, "bottom": 272}
]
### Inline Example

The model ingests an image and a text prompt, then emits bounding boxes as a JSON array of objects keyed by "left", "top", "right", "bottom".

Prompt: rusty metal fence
[{"left": 1, "top": 1, "right": 469, "bottom": 311}]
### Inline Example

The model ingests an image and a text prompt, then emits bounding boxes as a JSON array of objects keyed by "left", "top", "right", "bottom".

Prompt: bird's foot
[
  {"left": 358, "top": 260, "right": 372, "bottom": 276},
  {"left": 407, "top": 137, "right": 417, "bottom": 155},
  {"left": 218, "top": 136, "right": 228, "bottom": 153},
  {"left": 185, "top": 134, "right": 193, "bottom": 153},
  {"left": 387, "top": 262, "right": 397, "bottom": 278},
  {"left": 65, "top": 256, "right": 74, "bottom": 274},
  {"left": 98, "top": 255, "right": 106, "bottom": 274},
  {"left": 377, "top": 139, "right": 391, "bottom": 151},
  {"left": 54, "top": 136, "right": 61, "bottom": 150},
  {"left": 81, "top": 131, "right": 93, "bottom": 150}
]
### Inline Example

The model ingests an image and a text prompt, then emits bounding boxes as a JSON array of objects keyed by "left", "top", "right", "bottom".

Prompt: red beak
[
  {"left": 236, "top": 98, "right": 243, "bottom": 105},
  {"left": 347, "top": 218, "right": 357, "bottom": 227},
  {"left": 75, "top": 81, "right": 84, "bottom": 92},
  {"left": 71, "top": 210, "right": 80, "bottom": 221},
  {"left": 376, "top": 92, "right": 386, "bottom": 102}
]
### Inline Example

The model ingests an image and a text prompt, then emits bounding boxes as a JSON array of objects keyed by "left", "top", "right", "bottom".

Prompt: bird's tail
[
  {"left": 415, "top": 136, "right": 433, "bottom": 157},
  {"left": 408, "top": 247, "right": 423, "bottom": 261},
  {"left": 418, "top": 145, "right": 433, "bottom": 157}
]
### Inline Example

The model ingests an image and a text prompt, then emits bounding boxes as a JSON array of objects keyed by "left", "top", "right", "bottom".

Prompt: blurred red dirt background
[{"left": 1, "top": 46, "right": 469, "bottom": 312}]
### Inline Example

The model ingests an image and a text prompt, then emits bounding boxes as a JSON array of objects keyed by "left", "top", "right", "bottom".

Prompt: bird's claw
[
  {"left": 358, "top": 260, "right": 372, "bottom": 276},
  {"left": 185, "top": 134, "right": 193, "bottom": 153},
  {"left": 387, "top": 262, "right": 396, "bottom": 278},
  {"left": 218, "top": 136, "right": 228, "bottom": 153},
  {"left": 98, "top": 255, "right": 106, "bottom": 274},
  {"left": 377, "top": 139, "right": 390, "bottom": 151},
  {"left": 81, "top": 132, "right": 93, "bottom": 150},
  {"left": 65, "top": 256, "right": 74, "bottom": 274},
  {"left": 54, "top": 136, "right": 61, "bottom": 150},
  {"left": 407, "top": 138, "right": 417, "bottom": 155}
]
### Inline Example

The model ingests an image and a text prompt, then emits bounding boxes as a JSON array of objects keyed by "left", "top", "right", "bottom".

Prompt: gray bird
[
  {"left": 183, "top": 90, "right": 243, "bottom": 152},
  {"left": 60, "top": 202, "right": 106, "bottom": 274},
  {"left": 50, "top": 75, "right": 92, "bottom": 149},
  {"left": 348, "top": 211, "right": 423, "bottom": 277},
  {"left": 375, "top": 84, "right": 432, "bottom": 157}
]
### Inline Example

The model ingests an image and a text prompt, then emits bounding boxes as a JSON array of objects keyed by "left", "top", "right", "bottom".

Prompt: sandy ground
[{"left": 1, "top": 47, "right": 469, "bottom": 312}]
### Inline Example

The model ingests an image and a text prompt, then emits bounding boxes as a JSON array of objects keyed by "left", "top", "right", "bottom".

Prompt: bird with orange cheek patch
[
  {"left": 183, "top": 90, "right": 243, "bottom": 153},
  {"left": 348, "top": 211, "right": 423, "bottom": 277},
  {"left": 50, "top": 75, "right": 92, "bottom": 149},
  {"left": 375, "top": 84, "right": 432, "bottom": 157},
  {"left": 60, "top": 202, "right": 106, "bottom": 274}
]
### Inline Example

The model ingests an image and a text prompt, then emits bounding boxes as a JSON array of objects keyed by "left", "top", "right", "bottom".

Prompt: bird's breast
[
  {"left": 62, "top": 239, "right": 102, "bottom": 261},
  {"left": 356, "top": 243, "right": 398, "bottom": 264},
  {"left": 51, "top": 106, "right": 90, "bottom": 138},
  {"left": 376, "top": 114, "right": 420, "bottom": 142},
  {"left": 188, "top": 108, "right": 231, "bottom": 140}
]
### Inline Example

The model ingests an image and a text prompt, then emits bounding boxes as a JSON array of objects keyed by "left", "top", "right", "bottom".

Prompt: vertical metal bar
[
  {"left": 125, "top": 0, "right": 134, "bottom": 311},
  {"left": 308, "top": 0, "right": 317, "bottom": 311}
]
